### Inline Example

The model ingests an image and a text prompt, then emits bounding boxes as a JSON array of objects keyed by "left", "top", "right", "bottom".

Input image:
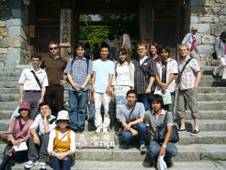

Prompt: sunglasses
[{"left": 49, "top": 47, "right": 59, "bottom": 50}]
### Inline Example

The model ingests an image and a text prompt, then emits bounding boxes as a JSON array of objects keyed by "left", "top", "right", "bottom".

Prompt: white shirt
[
  {"left": 92, "top": 59, "right": 115, "bottom": 93},
  {"left": 115, "top": 62, "right": 134, "bottom": 87},
  {"left": 182, "top": 33, "right": 196, "bottom": 50},
  {"left": 156, "top": 58, "right": 178, "bottom": 93},
  {"left": 48, "top": 129, "right": 76, "bottom": 153},
  {"left": 139, "top": 56, "right": 148, "bottom": 65},
  {"left": 30, "top": 114, "right": 56, "bottom": 135},
  {"left": 19, "top": 67, "right": 49, "bottom": 91}
]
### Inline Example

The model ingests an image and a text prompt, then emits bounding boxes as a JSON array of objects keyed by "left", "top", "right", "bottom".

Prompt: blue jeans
[
  {"left": 137, "top": 94, "right": 150, "bottom": 111},
  {"left": 69, "top": 90, "right": 88, "bottom": 131},
  {"left": 49, "top": 156, "right": 73, "bottom": 170},
  {"left": 119, "top": 123, "right": 147, "bottom": 147},
  {"left": 145, "top": 141, "right": 177, "bottom": 162}
]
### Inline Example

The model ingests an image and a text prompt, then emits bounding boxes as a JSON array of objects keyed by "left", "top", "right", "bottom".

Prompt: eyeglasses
[{"left": 49, "top": 47, "right": 59, "bottom": 50}]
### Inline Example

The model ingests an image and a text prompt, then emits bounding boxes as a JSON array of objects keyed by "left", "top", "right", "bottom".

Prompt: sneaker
[
  {"left": 39, "top": 162, "right": 46, "bottom": 170},
  {"left": 139, "top": 144, "right": 147, "bottom": 155},
  {"left": 95, "top": 127, "right": 102, "bottom": 133},
  {"left": 24, "top": 160, "right": 36, "bottom": 169},
  {"left": 165, "top": 157, "right": 173, "bottom": 168},
  {"left": 143, "top": 155, "right": 154, "bottom": 167},
  {"left": 102, "top": 128, "right": 108, "bottom": 133}
]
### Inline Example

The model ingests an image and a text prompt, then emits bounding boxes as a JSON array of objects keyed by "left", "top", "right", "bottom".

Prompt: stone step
[
  {"left": 184, "top": 110, "right": 226, "bottom": 120},
  {"left": 198, "top": 101, "right": 226, "bottom": 110},
  {"left": 199, "top": 87, "right": 226, "bottom": 93},
  {"left": 0, "top": 88, "right": 18, "bottom": 94},
  {"left": 0, "top": 93, "right": 225, "bottom": 102},
  {"left": 197, "top": 93, "right": 226, "bottom": 101},
  {"left": 200, "top": 80, "right": 226, "bottom": 87},
  {"left": 0, "top": 143, "right": 226, "bottom": 162},
  {"left": 0, "top": 102, "right": 18, "bottom": 110},
  {"left": 0, "top": 94, "right": 19, "bottom": 102},
  {"left": 0, "top": 81, "right": 18, "bottom": 88},
  {"left": 177, "top": 131, "right": 226, "bottom": 145},
  {"left": 0, "top": 110, "right": 12, "bottom": 119},
  {"left": 185, "top": 120, "right": 226, "bottom": 131},
  {"left": 1, "top": 100, "right": 226, "bottom": 111},
  {"left": 8, "top": 160, "right": 226, "bottom": 170},
  {"left": 0, "top": 76, "right": 19, "bottom": 81},
  {"left": 0, "top": 71, "right": 21, "bottom": 77}
]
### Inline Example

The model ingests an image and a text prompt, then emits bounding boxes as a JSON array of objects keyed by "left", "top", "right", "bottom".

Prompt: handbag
[
  {"left": 157, "top": 155, "right": 167, "bottom": 170},
  {"left": 154, "top": 90, "right": 172, "bottom": 105},
  {"left": 13, "top": 142, "right": 28, "bottom": 152},
  {"left": 154, "top": 112, "right": 179, "bottom": 143}
]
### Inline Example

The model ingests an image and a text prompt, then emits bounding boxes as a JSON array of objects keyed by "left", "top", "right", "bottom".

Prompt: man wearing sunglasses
[{"left": 40, "top": 41, "right": 67, "bottom": 116}]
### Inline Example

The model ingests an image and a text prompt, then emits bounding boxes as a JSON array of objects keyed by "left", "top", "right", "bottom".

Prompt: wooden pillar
[
  {"left": 60, "top": 8, "right": 73, "bottom": 59},
  {"left": 139, "top": 0, "right": 153, "bottom": 42}
]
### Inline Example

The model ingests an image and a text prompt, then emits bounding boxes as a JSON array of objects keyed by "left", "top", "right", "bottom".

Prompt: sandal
[
  {"left": 192, "top": 129, "right": 200, "bottom": 134},
  {"left": 178, "top": 128, "right": 186, "bottom": 131}
]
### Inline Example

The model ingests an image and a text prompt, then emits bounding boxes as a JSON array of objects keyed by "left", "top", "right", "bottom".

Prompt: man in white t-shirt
[
  {"left": 91, "top": 44, "right": 115, "bottom": 133},
  {"left": 24, "top": 103, "right": 56, "bottom": 170}
]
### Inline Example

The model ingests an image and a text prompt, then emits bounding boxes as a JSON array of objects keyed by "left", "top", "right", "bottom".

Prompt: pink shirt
[{"left": 7, "top": 117, "right": 33, "bottom": 142}]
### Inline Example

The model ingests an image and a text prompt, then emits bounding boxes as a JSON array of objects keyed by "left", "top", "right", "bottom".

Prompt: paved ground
[{"left": 11, "top": 160, "right": 226, "bottom": 170}]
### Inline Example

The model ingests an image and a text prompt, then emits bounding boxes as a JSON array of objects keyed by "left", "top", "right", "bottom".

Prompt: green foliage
[
  {"left": 79, "top": 14, "right": 139, "bottom": 46},
  {"left": 80, "top": 25, "right": 109, "bottom": 46}
]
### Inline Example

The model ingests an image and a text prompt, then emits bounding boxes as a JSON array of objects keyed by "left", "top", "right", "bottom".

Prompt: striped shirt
[
  {"left": 133, "top": 56, "right": 157, "bottom": 94},
  {"left": 178, "top": 56, "right": 200, "bottom": 90},
  {"left": 64, "top": 57, "right": 93, "bottom": 91}
]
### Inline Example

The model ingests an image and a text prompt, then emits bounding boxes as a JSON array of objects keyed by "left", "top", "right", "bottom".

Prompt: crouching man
[
  {"left": 143, "top": 94, "right": 178, "bottom": 168},
  {"left": 24, "top": 103, "right": 56, "bottom": 170},
  {"left": 117, "top": 89, "right": 147, "bottom": 154}
]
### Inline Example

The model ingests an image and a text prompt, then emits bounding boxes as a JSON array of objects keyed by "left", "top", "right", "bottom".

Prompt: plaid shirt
[
  {"left": 133, "top": 56, "right": 157, "bottom": 94},
  {"left": 178, "top": 56, "right": 200, "bottom": 90},
  {"left": 64, "top": 57, "right": 92, "bottom": 91}
]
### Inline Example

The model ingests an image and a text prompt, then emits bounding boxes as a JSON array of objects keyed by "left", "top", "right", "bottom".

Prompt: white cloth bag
[{"left": 157, "top": 155, "right": 167, "bottom": 170}]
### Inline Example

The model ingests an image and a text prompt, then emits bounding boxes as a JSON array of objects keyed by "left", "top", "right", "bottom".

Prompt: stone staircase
[{"left": 0, "top": 66, "right": 226, "bottom": 169}]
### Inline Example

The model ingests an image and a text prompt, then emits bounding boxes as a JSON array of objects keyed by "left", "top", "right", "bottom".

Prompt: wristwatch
[{"left": 162, "top": 144, "right": 167, "bottom": 148}]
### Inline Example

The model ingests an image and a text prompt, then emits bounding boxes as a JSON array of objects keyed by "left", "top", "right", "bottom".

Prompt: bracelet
[{"left": 162, "top": 144, "right": 167, "bottom": 148}]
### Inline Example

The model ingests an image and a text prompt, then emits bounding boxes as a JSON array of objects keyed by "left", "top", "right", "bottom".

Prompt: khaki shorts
[{"left": 176, "top": 89, "right": 200, "bottom": 119}]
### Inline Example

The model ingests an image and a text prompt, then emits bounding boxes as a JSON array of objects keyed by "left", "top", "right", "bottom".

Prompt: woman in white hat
[{"left": 48, "top": 110, "right": 76, "bottom": 170}]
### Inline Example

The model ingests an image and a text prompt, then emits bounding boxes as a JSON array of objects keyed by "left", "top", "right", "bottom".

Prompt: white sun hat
[{"left": 57, "top": 110, "right": 69, "bottom": 121}]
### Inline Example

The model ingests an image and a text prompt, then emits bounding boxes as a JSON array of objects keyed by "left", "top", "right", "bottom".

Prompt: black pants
[
  {"left": 0, "top": 144, "right": 28, "bottom": 170},
  {"left": 45, "top": 85, "right": 64, "bottom": 116}
]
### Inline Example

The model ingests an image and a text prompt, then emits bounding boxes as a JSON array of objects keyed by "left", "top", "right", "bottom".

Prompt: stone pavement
[{"left": 10, "top": 160, "right": 226, "bottom": 170}]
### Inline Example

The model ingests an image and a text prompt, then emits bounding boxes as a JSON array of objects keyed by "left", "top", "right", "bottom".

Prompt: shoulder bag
[{"left": 154, "top": 112, "right": 179, "bottom": 143}]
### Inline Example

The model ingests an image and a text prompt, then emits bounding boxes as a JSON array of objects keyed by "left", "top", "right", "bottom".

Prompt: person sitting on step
[
  {"left": 143, "top": 94, "right": 178, "bottom": 168},
  {"left": 117, "top": 89, "right": 147, "bottom": 154},
  {"left": 0, "top": 102, "right": 33, "bottom": 170},
  {"left": 48, "top": 110, "right": 76, "bottom": 170},
  {"left": 24, "top": 103, "right": 56, "bottom": 170}
]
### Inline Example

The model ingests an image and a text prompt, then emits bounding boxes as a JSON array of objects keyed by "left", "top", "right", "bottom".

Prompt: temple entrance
[{"left": 28, "top": 0, "right": 188, "bottom": 58}]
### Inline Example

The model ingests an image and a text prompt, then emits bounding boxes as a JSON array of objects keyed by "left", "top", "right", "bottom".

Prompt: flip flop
[{"left": 179, "top": 128, "right": 186, "bottom": 131}]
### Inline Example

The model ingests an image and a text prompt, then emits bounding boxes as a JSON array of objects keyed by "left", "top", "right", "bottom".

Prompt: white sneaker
[
  {"left": 102, "top": 128, "right": 109, "bottom": 133},
  {"left": 95, "top": 127, "right": 102, "bottom": 133},
  {"left": 24, "top": 160, "right": 36, "bottom": 169},
  {"left": 39, "top": 162, "right": 46, "bottom": 170}
]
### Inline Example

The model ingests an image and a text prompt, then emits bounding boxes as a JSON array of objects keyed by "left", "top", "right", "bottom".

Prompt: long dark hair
[
  {"left": 149, "top": 42, "right": 160, "bottom": 57},
  {"left": 118, "top": 48, "right": 130, "bottom": 64}
]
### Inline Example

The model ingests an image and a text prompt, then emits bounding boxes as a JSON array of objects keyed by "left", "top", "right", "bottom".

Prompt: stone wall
[
  {"left": 0, "top": 0, "right": 28, "bottom": 70},
  {"left": 190, "top": 0, "right": 226, "bottom": 64}
]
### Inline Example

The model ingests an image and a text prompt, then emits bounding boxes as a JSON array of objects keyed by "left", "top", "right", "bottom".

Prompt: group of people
[{"left": 0, "top": 35, "right": 202, "bottom": 169}]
